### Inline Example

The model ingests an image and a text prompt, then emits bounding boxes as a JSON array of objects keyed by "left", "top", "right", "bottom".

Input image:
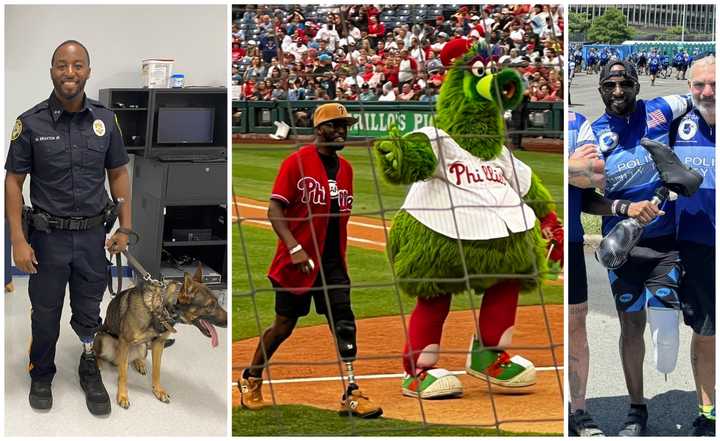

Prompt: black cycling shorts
[
  {"left": 568, "top": 242, "right": 588, "bottom": 305},
  {"left": 678, "top": 241, "right": 715, "bottom": 336},
  {"left": 608, "top": 235, "right": 681, "bottom": 313}
]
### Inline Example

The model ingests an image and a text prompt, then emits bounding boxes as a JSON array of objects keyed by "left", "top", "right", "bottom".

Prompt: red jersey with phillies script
[{"left": 268, "top": 145, "right": 354, "bottom": 294}]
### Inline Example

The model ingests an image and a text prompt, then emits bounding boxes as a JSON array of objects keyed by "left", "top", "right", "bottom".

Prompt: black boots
[
  {"left": 79, "top": 351, "right": 111, "bottom": 415},
  {"left": 29, "top": 380, "right": 53, "bottom": 410}
]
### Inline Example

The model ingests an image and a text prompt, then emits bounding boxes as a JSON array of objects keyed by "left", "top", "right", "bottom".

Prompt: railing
[{"left": 232, "top": 100, "right": 563, "bottom": 138}]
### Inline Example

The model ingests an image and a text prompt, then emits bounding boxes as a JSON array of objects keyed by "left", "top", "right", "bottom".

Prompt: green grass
[
  {"left": 232, "top": 143, "right": 564, "bottom": 341},
  {"left": 232, "top": 144, "right": 564, "bottom": 219},
  {"left": 233, "top": 225, "right": 561, "bottom": 341},
  {"left": 232, "top": 405, "right": 560, "bottom": 436}
]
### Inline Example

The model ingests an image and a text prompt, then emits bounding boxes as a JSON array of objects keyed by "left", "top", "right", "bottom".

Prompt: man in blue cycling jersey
[
  {"left": 568, "top": 111, "right": 662, "bottom": 437},
  {"left": 671, "top": 55, "right": 715, "bottom": 437},
  {"left": 590, "top": 60, "right": 691, "bottom": 436}
]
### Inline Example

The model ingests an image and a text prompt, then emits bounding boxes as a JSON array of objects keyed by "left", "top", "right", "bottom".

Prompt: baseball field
[{"left": 232, "top": 142, "right": 564, "bottom": 436}]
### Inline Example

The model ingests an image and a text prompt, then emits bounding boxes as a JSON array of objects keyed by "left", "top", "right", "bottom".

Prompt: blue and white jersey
[
  {"left": 568, "top": 112, "right": 597, "bottom": 243},
  {"left": 674, "top": 53, "right": 685, "bottom": 66},
  {"left": 573, "top": 49, "right": 583, "bottom": 63},
  {"left": 591, "top": 95, "right": 691, "bottom": 238},
  {"left": 648, "top": 55, "right": 660, "bottom": 72},
  {"left": 671, "top": 108, "right": 715, "bottom": 246}
]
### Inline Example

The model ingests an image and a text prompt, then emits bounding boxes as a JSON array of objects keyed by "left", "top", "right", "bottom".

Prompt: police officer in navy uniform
[{"left": 5, "top": 40, "right": 131, "bottom": 415}]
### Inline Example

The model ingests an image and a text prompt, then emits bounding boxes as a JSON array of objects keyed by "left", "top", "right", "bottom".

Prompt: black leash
[
  {"left": 107, "top": 228, "right": 164, "bottom": 296},
  {"left": 123, "top": 249, "right": 165, "bottom": 287},
  {"left": 108, "top": 252, "right": 123, "bottom": 296}
]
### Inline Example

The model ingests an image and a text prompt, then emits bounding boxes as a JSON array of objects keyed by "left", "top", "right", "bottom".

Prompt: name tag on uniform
[{"left": 34, "top": 135, "right": 61, "bottom": 142}]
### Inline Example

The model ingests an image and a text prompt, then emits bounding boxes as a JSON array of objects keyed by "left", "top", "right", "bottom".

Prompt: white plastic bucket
[{"left": 142, "top": 59, "right": 174, "bottom": 88}]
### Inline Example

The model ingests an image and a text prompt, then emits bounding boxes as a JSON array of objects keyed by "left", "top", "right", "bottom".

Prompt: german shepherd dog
[{"left": 94, "top": 265, "right": 227, "bottom": 409}]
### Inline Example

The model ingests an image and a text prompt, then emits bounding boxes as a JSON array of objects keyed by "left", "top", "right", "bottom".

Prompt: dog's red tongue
[{"left": 200, "top": 319, "right": 219, "bottom": 347}]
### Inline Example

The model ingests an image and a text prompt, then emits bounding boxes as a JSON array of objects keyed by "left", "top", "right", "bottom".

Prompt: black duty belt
[{"left": 29, "top": 211, "right": 106, "bottom": 232}]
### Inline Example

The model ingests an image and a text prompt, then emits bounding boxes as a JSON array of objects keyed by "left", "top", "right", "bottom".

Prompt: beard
[
  {"left": 602, "top": 92, "right": 636, "bottom": 117},
  {"left": 692, "top": 94, "right": 715, "bottom": 123},
  {"left": 52, "top": 76, "right": 86, "bottom": 101}
]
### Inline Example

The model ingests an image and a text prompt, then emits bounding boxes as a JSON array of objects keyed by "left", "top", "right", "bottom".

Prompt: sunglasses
[
  {"left": 691, "top": 81, "right": 715, "bottom": 91},
  {"left": 600, "top": 80, "right": 636, "bottom": 92}
]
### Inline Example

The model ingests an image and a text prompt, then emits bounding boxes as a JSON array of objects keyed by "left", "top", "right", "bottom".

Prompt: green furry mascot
[{"left": 374, "top": 38, "right": 563, "bottom": 398}]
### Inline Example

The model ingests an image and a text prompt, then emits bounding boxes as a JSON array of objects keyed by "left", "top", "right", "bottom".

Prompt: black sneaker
[
  {"left": 618, "top": 405, "right": 648, "bottom": 436},
  {"left": 29, "top": 380, "right": 53, "bottom": 410},
  {"left": 690, "top": 415, "right": 715, "bottom": 436},
  {"left": 569, "top": 409, "right": 605, "bottom": 436},
  {"left": 79, "top": 351, "right": 111, "bottom": 416}
]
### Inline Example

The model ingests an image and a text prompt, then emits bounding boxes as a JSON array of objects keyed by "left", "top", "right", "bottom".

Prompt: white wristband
[{"left": 289, "top": 244, "right": 303, "bottom": 255}]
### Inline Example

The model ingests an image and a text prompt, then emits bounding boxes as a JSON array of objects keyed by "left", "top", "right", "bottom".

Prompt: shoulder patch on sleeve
[{"left": 10, "top": 119, "right": 22, "bottom": 141}]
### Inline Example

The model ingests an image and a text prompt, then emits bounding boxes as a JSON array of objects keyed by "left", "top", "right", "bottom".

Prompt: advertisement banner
[{"left": 348, "top": 110, "right": 436, "bottom": 137}]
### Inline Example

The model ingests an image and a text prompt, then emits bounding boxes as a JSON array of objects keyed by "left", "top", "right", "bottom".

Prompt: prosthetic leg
[
  {"left": 401, "top": 295, "right": 464, "bottom": 399},
  {"left": 466, "top": 280, "right": 537, "bottom": 387},
  {"left": 646, "top": 263, "right": 683, "bottom": 375},
  {"left": 640, "top": 138, "right": 703, "bottom": 197},
  {"left": 335, "top": 320, "right": 383, "bottom": 418}
]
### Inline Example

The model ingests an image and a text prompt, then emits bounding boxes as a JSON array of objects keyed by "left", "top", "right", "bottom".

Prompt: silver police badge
[{"left": 93, "top": 119, "right": 106, "bottom": 137}]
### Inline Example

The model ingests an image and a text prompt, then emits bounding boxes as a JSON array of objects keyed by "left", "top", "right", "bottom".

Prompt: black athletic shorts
[
  {"left": 273, "top": 262, "right": 351, "bottom": 318},
  {"left": 568, "top": 241, "right": 588, "bottom": 305},
  {"left": 678, "top": 241, "right": 715, "bottom": 336},
  {"left": 608, "top": 235, "right": 681, "bottom": 313}
]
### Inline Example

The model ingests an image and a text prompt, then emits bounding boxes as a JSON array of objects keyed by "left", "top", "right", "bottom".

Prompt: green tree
[
  {"left": 569, "top": 12, "right": 590, "bottom": 35},
  {"left": 658, "top": 25, "right": 683, "bottom": 41},
  {"left": 586, "top": 7, "right": 635, "bottom": 44}
]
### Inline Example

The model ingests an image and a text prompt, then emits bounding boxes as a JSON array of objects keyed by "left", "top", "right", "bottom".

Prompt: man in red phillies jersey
[{"left": 238, "top": 103, "right": 383, "bottom": 419}]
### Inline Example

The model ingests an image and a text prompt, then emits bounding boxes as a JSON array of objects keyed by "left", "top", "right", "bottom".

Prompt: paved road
[
  {"left": 582, "top": 249, "right": 697, "bottom": 436},
  {"left": 569, "top": 69, "right": 698, "bottom": 436},
  {"left": 569, "top": 69, "right": 690, "bottom": 122}
]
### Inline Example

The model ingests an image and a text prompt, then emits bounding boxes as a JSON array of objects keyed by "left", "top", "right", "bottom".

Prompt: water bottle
[{"left": 596, "top": 187, "right": 670, "bottom": 269}]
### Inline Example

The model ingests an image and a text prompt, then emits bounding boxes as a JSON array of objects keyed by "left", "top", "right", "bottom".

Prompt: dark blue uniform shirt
[{"left": 5, "top": 93, "right": 128, "bottom": 218}]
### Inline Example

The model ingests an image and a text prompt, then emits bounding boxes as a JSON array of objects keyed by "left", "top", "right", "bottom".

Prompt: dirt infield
[
  {"left": 234, "top": 196, "right": 388, "bottom": 251},
  {"left": 233, "top": 305, "right": 564, "bottom": 434}
]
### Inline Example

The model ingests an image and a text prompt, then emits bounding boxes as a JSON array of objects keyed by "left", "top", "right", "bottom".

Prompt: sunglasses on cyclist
[{"left": 600, "top": 80, "right": 636, "bottom": 92}]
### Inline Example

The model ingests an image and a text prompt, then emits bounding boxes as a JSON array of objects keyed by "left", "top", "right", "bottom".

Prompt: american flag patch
[{"left": 647, "top": 109, "right": 666, "bottom": 128}]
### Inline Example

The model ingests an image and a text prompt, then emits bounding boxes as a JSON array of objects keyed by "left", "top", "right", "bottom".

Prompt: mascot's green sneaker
[
  {"left": 465, "top": 337, "right": 536, "bottom": 387},
  {"left": 401, "top": 368, "right": 463, "bottom": 399}
]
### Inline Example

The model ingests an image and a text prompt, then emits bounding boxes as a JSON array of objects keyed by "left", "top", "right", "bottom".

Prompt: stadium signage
[{"left": 348, "top": 110, "right": 434, "bottom": 136}]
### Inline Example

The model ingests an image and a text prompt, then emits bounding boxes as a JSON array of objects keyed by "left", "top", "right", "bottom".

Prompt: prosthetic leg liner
[
  {"left": 335, "top": 320, "right": 358, "bottom": 361},
  {"left": 647, "top": 306, "right": 680, "bottom": 374}
]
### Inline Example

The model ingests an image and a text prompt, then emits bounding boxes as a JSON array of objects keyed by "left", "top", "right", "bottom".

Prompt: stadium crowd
[{"left": 231, "top": 4, "right": 564, "bottom": 103}]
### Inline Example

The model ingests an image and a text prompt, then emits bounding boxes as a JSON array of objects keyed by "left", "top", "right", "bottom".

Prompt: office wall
[{"left": 6, "top": 4, "right": 227, "bottom": 140}]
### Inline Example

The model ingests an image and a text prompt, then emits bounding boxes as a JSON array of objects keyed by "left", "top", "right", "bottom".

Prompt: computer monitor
[{"left": 156, "top": 107, "right": 215, "bottom": 144}]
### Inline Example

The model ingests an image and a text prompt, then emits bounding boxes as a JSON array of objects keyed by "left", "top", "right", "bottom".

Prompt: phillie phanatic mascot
[{"left": 374, "top": 38, "right": 563, "bottom": 398}]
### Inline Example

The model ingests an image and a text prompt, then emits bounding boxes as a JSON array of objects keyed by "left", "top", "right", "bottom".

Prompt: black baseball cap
[{"left": 599, "top": 60, "right": 638, "bottom": 84}]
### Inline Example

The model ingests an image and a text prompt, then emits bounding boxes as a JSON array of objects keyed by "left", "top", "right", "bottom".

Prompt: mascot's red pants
[{"left": 402, "top": 280, "right": 520, "bottom": 375}]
